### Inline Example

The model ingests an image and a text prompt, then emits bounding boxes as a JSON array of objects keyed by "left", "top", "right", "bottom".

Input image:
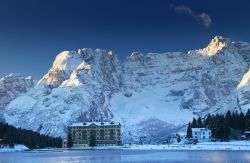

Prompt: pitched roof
[
  {"left": 191, "top": 128, "right": 211, "bottom": 132},
  {"left": 70, "top": 122, "right": 120, "bottom": 127}
]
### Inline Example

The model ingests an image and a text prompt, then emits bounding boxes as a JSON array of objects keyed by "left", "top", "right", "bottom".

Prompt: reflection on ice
[{"left": 0, "top": 150, "right": 250, "bottom": 163}]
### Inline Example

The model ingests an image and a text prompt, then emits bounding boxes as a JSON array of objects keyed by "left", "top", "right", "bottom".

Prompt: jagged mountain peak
[
  {"left": 212, "top": 36, "right": 231, "bottom": 43},
  {"left": 0, "top": 73, "right": 33, "bottom": 83},
  {"left": 201, "top": 36, "right": 232, "bottom": 56},
  {"left": 38, "top": 48, "right": 120, "bottom": 87},
  {"left": 130, "top": 51, "right": 144, "bottom": 57},
  {"left": 6, "top": 73, "right": 22, "bottom": 78},
  {"left": 1, "top": 73, "right": 32, "bottom": 80}
]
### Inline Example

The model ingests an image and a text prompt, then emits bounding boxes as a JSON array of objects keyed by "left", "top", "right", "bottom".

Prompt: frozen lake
[{"left": 1, "top": 149, "right": 250, "bottom": 163}]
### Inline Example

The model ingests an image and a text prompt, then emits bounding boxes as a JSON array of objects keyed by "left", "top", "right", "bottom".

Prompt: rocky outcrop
[{"left": 181, "top": 37, "right": 248, "bottom": 115}]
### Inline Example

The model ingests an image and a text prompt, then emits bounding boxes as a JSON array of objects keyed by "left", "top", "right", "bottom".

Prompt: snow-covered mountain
[
  {"left": 4, "top": 49, "right": 122, "bottom": 137},
  {"left": 2, "top": 36, "right": 250, "bottom": 143},
  {"left": 0, "top": 73, "right": 33, "bottom": 122}
]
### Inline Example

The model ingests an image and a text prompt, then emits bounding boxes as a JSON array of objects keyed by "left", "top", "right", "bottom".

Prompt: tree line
[
  {"left": 0, "top": 123, "right": 62, "bottom": 149},
  {"left": 187, "top": 110, "right": 250, "bottom": 141}
]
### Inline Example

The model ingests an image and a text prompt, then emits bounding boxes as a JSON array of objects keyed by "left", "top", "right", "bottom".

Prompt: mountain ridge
[{"left": 2, "top": 36, "right": 250, "bottom": 143}]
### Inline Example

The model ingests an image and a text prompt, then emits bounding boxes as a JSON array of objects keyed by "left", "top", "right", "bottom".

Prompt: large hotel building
[{"left": 69, "top": 122, "right": 122, "bottom": 147}]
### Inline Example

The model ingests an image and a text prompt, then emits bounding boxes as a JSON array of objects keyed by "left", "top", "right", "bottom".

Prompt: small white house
[
  {"left": 168, "top": 133, "right": 188, "bottom": 144},
  {"left": 191, "top": 128, "right": 211, "bottom": 142}
]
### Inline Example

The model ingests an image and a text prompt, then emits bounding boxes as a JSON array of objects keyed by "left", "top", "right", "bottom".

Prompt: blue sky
[{"left": 0, "top": 0, "right": 250, "bottom": 79}]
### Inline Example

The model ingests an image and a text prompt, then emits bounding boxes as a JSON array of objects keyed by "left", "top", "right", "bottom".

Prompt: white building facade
[{"left": 191, "top": 128, "right": 211, "bottom": 142}]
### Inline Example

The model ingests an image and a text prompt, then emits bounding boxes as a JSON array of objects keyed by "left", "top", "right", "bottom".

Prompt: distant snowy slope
[{"left": 0, "top": 73, "right": 33, "bottom": 122}]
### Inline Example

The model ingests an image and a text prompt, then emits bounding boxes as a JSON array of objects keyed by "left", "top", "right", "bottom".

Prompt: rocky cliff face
[
  {"left": 4, "top": 49, "right": 122, "bottom": 137},
  {"left": 3, "top": 36, "right": 250, "bottom": 142},
  {"left": 181, "top": 36, "right": 249, "bottom": 115},
  {"left": 0, "top": 73, "right": 34, "bottom": 122}
]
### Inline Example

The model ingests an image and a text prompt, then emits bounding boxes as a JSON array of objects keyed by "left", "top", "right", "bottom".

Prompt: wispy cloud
[
  {"left": 169, "top": 4, "right": 212, "bottom": 28},
  {"left": 199, "top": 13, "right": 212, "bottom": 28}
]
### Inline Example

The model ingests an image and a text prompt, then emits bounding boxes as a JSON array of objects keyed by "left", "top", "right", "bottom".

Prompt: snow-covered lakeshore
[
  {"left": 64, "top": 141, "right": 250, "bottom": 151},
  {"left": 0, "top": 145, "right": 29, "bottom": 153},
  {"left": 126, "top": 142, "right": 250, "bottom": 151},
  {"left": 2, "top": 141, "right": 250, "bottom": 153}
]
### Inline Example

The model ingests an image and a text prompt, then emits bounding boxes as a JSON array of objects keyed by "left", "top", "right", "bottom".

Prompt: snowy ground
[
  {"left": 111, "top": 85, "right": 194, "bottom": 126},
  {"left": 125, "top": 141, "right": 250, "bottom": 151},
  {"left": 2, "top": 141, "right": 250, "bottom": 153},
  {"left": 0, "top": 145, "right": 29, "bottom": 152},
  {"left": 64, "top": 141, "right": 250, "bottom": 151}
]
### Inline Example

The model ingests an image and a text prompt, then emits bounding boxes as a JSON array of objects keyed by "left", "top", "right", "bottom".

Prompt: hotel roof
[
  {"left": 191, "top": 128, "right": 211, "bottom": 132},
  {"left": 70, "top": 122, "right": 120, "bottom": 127}
]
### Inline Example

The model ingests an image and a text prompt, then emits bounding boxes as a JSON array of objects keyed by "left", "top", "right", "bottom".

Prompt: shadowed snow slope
[
  {"left": 0, "top": 73, "right": 33, "bottom": 122},
  {"left": 3, "top": 36, "right": 250, "bottom": 143}
]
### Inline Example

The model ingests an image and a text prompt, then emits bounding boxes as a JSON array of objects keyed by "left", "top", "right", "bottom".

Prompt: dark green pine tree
[
  {"left": 225, "top": 111, "right": 232, "bottom": 128},
  {"left": 223, "top": 114, "right": 230, "bottom": 141},
  {"left": 197, "top": 117, "right": 203, "bottom": 128},
  {"left": 67, "top": 132, "right": 73, "bottom": 148},
  {"left": 210, "top": 115, "right": 217, "bottom": 131},
  {"left": 212, "top": 114, "right": 230, "bottom": 141},
  {"left": 245, "top": 109, "right": 250, "bottom": 131},
  {"left": 57, "top": 137, "right": 63, "bottom": 147},
  {"left": 214, "top": 114, "right": 223, "bottom": 140},
  {"left": 232, "top": 111, "right": 239, "bottom": 129},
  {"left": 238, "top": 112, "right": 246, "bottom": 131},
  {"left": 89, "top": 134, "right": 96, "bottom": 147},
  {"left": 204, "top": 114, "right": 212, "bottom": 128},
  {"left": 191, "top": 118, "right": 197, "bottom": 128},
  {"left": 186, "top": 122, "right": 192, "bottom": 138}
]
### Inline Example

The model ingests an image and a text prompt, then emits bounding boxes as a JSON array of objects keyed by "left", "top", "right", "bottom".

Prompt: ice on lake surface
[{"left": 1, "top": 149, "right": 250, "bottom": 163}]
